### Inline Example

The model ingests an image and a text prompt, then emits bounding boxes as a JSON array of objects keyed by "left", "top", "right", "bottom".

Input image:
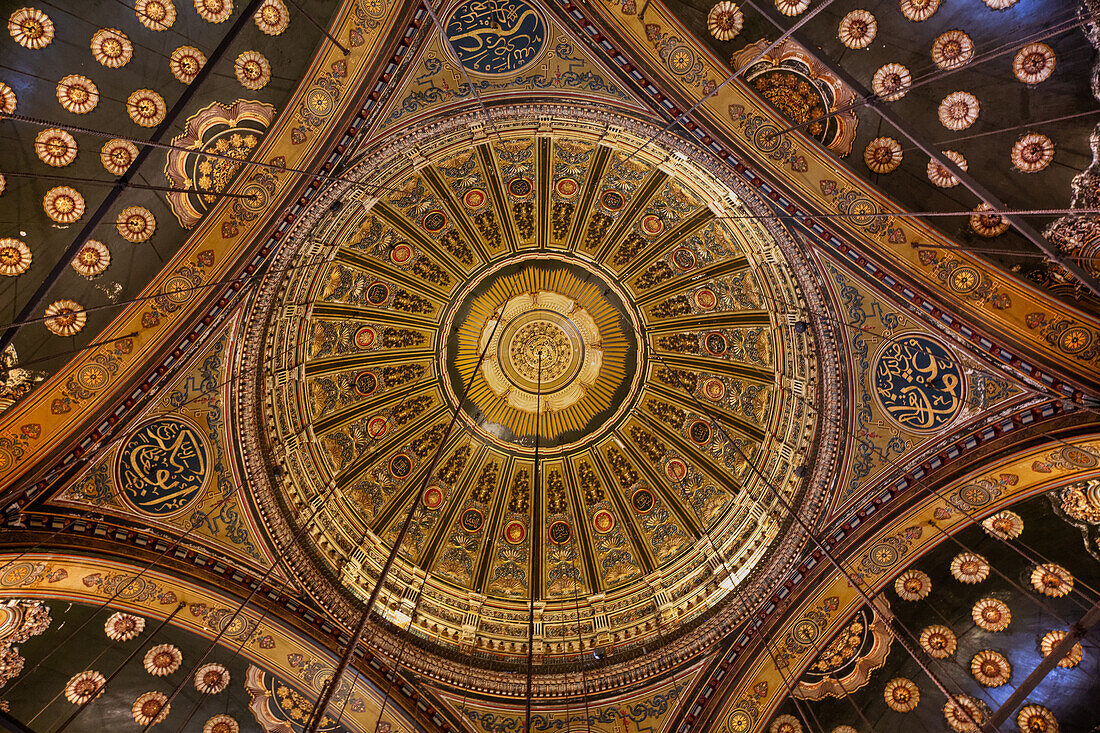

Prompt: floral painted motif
[
  {"left": 101, "top": 139, "right": 139, "bottom": 175},
  {"left": 170, "top": 46, "right": 206, "bottom": 83},
  {"left": 44, "top": 300, "right": 86, "bottom": 336},
  {"left": 883, "top": 678, "right": 918, "bottom": 712},
  {"left": 838, "top": 9, "right": 876, "bottom": 49},
  {"left": 864, "top": 137, "right": 902, "bottom": 173},
  {"left": 234, "top": 51, "right": 270, "bottom": 90},
  {"left": 919, "top": 625, "right": 956, "bottom": 658},
  {"left": 131, "top": 691, "right": 169, "bottom": 725},
  {"left": 127, "top": 89, "right": 167, "bottom": 127},
  {"left": 72, "top": 240, "right": 110, "bottom": 278},
  {"left": 894, "top": 569, "right": 930, "bottom": 600},
  {"left": 0, "top": 239, "right": 32, "bottom": 276},
  {"left": 950, "top": 552, "right": 989, "bottom": 583},
  {"left": 707, "top": 1, "right": 742, "bottom": 40},
  {"left": 35, "top": 128, "right": 76, "bottom": 167},
  {"left": 927, "top": 150, "right": 967, "bottom": 187},
  {"left": 1030, "top": 563, "right": 1073, "bottom": 597},
  {"left": 135, "top": 0, "right": 176, "bottom": 30},
  {"left": 971, "top": 598, "right": 1010, "bottom": 631},
  {"left": 57, "top": 75, "right": 99, "bottom": 114},
  {"left": 254, "top": 0, "right": 288, "bottom": 34},
  {"left": 938, "top": 91, "right": 979, "bottom": 130},
  {"left": 104, "top": 612, "right": 145, "bottom": 641},
  {"left": 91, "top": 28, "right": 132, "bottom": 67},
  {"left": 143, "top": 643, "right": 182, "bottom": 676},
  {"left": 8, "top": 7, "right": 53, "bottom": 49},
  {"left": 64, "top": 670, "right": 106, "bottom": 705}
]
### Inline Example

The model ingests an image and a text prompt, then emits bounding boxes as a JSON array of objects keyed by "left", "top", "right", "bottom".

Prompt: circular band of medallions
[
  {"left": 440, "top": 254, "right": 644, "bottom": 454},
  {"left": 238, "top": 105, "right": 842, "bottom": 694}
]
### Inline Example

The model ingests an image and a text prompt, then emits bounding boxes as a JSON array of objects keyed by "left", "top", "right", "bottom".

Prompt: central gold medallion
[
  {"left": 442, "top": 256, "right": 642, "bottom": 453},
  {"left": 479, "top": 291, "right": 603, "bottom": 414}
]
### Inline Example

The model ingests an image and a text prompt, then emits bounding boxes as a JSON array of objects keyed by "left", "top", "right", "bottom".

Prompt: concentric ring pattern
[{"left": 251, "top": 112, "right": 824, "bottom": 675}]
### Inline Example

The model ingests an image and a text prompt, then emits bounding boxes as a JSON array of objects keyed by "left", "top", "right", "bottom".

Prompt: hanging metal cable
[
  {"left": 524, "top": 352, "right": 543, "bottom": 733},
  {"left": 303, "top": 307, "right": 507, "bottom": 732}
]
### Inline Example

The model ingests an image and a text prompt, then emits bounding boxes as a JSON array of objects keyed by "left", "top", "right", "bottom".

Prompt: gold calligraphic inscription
[
  {"left": 444, "top": 0, "right": 546, "bottom": 75},
  {"left": 872, "top": 336, "right": 963, "bottom": 431},
  {"left": 117, "top": 418, "right": 208, "bottom": 516}
]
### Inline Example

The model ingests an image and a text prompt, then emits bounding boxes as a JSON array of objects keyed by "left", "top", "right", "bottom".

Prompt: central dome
[
  {"left": 242, "top": 108, "right": 835, "bottom": 689},
  {"left": 442, "top": 256, "right": 642, "bottom": 451}
]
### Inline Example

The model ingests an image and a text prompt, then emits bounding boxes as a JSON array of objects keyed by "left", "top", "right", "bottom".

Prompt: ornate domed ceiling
[{"left": 242, "top": 108, "right": 837, "bottom": 684}]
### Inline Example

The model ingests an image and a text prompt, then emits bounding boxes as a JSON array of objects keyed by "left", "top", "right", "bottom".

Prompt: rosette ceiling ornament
[{"left": 241, "top": 107, "right": 839, "bottom": 694}]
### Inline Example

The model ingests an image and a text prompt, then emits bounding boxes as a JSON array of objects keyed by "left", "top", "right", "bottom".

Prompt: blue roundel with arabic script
[
  {"left": 445, "top": 0, "right": 546, "bottom": 75},
  {"left": 872, "top": 336, "right": 964, "bottom": 432},
  {"left": 117, "top": 418, "right": 209, "bottom": 516}
]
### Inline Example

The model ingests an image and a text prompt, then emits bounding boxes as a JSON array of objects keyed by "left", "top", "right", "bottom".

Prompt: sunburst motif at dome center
[{"left": 444, "top": 259, "right": 640, "bottom": 450}]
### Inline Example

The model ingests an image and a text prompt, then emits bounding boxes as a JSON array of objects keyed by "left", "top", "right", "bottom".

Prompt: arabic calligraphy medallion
[
  {"left": 445, "top": 0, "right": 546, "bottom": 75},
  {"left": 117, "top": 418, "right": 209, "bottom": 516},
  {"left": 873, "top": 336, "right": 963, "bottom": 432}
]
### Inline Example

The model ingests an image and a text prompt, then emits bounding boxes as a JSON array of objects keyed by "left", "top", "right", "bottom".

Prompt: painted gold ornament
[
  {"left": 117, "top": 206, "right": 156, "bottom": 242},
  {"left": 254, "top": 0, "right": 288, "bottom": 34},
  {"left": 873, "top": 63, "right": 911, "bottom": 101},
  {"left": 194, "top": 663, "right": 229, "bottom": 694},
  {"left": 1016, "top": 704, "right": 1057, "bottom": 733},
  {"left": 135, "top": 0, "right": 176, "bottom": 30},
  {"left": 1011, "top": 133, "right": 1054, "bottom": 173},
  {"left": 105, "top": 612, "right": 145, "bottom": 641},
  {"left": 883, "top": 678, "right": 919, "bottom": 712},
  {"left": 34, "top": 128, "right": 76, "bottom": 167},
  {"left": 864, "top": 137, "right": 902, "bottom": 174},
  {"left": 132, "top": 691, "right": 169, "bottom": 726},
  {"left": 971, "top": 598, "right": 1011, "bottom": 632},
  {"left": 91, "top": 28, "right": 132, "bottom": 68},
  {"left": 44, "top": 299, "right": 86, "bottom": 336},
  {"left": 1014, "top": 43, "right": 1055, "bottom": 84},
  {"left": 983, "top": 0, "right": 1018, "bottom": 7},
  {"left": 203, "top": 715, "right": 239, "bottom": 733},
  {"left": 1040, "top": 630, "right": 1082, "bottom": 668},
  {"left": 775, "top": 0, "right": 809, "bottom": 15},
  {"left": 938, "top": 91, "right": 979, "bottom": 130},
  {"left": 770, "top": 714, "right": 801, "bottom": 733},
  {"left": 919, "top": 625, "right": 956, "bottom": 658},
  {"left": 932, "top": 30, "right": 973, "bottom": 70},
  {"left": 894, "top": 569, "right": 930, "bottom": 600},
  {"left": 170, "top": 45, "right": 206, "bottom": 84},
  {"left": 900, "top": 0, "right": 940, "bottom": 21},
  {"left": 195, "top": 0, "right": 232, "bottom": 23},
  {"left": 982, "top": 510, "right": 1023, "bottom": 539},
  {"left": 143, "top": 643, "right": 182, "bottom": 676},
  {"left": 0, "top": 82, "right": 15, "bottom": 114},
  {"left": 831, "top": 728, "right": 857, "bottom": 733},
  {"left": 970, "top": 650, "right": 1010, "bottom": 687},
  {"left": 234, "top": 51, "right": 270, "bottom": 90},
  {"left": 1031, "top": 563, "right": 1073, "bottom": 597},
  {"left": 943, "top": 694, "right": 987, "bottom": 732},
  {"left": 950, "top": 552, "right": 989, "bottom": 583},
  {"left": 707, "top": 2, "right": 743, "bottom": 41},
  {"left": 43, "top": 186, "right": 85, "bottom": 223},
  {"left": 970, "top": 203, "right": 1010, "bottom": 237},
  {"left": 838, "top": 9, "right": 876, "bottom": 49},
  {"left": 0, "top": 239, "right": 32, "bottom": 276},
  {"left": 64, "top": 670, "right": 106, "bottom": 705},
  {"left": 72, "top": 239, "right": 110, "bottom": 278},
  {"left": 927, "top": 150, "right": 967, "bottom": 188},
  {"left": 127, "top": 89, "right": 167, "bottom": 127},
  {"left": 101, "top": 139, "right": 138, "bottom": 176},
  {"left": 57, "top": 75, "right": 99, "bottom": 115},
  {"left": 8, "top": 7, "right": 54, "bottom": 49}
]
